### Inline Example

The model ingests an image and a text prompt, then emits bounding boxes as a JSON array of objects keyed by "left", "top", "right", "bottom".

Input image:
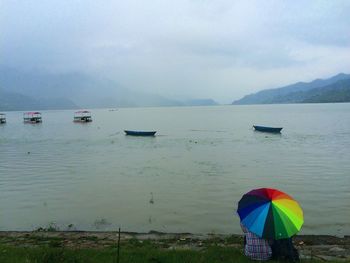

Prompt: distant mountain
[
  {"left": 0, "top": 67, "right": 157, "bottom": 108},
  {"left": 183, "top": 99, "right": 218, "bottom": 106},
  {"left": 0, "top": 90, "right": 41, "bottom": 111},
  {"left": 233, "top": 73, "right": 350, "bottom": 105},
  {"left": 0, "top": 67, "right": 217, "bottom": 110},
  {"left": 300, "top": 79, "right": 350, "bottom": 103},
  {"left": 0, "top": 89, "right": 78, "bottom": 111}
]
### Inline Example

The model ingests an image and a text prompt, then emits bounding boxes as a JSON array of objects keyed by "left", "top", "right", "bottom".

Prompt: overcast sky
[{"left": 1, "top": 0, "right": 350, "bottom": 103}]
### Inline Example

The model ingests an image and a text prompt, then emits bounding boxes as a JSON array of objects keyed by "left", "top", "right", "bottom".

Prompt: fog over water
[{"left": 0, "top": 104, "right": 349, "bottom": 235}]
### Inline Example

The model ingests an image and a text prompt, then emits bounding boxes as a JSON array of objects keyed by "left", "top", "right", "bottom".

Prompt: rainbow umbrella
[{"left": 237, "top": 188, "right": 303, "bottom": 240}]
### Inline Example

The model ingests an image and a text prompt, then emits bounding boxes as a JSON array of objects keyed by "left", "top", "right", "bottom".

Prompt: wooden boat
[
  {"left": 74, "top": 110, "right": 92, "bottom": 122},
  {"left": 253, "top": 125, "right": 282, "bottom": 133},
  {"left": 0, "top": 113, "right": 6, "bottom": 124},
  {"left": 23, "top": 112, "right": 42, "bottom": 123},
  {"left": 124, "top": 130, "right": 156, "bottom": 136}
]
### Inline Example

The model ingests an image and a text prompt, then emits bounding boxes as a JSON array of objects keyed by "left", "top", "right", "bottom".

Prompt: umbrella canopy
[{"left": 237, "top": 188, "right": 303, "bottom": 240}]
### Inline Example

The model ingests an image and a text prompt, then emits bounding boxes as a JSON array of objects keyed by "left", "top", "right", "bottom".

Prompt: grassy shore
[
  {"left": 0, "top": 244, "right": 253, "bottom": 263},
  {"left": 0, "top": 231, "right": 349, "bottom": 262}
]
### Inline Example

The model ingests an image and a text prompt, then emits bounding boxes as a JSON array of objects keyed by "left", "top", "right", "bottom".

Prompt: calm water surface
[{"left": 0, "top": 104, "right": 349, "bottom": 235}]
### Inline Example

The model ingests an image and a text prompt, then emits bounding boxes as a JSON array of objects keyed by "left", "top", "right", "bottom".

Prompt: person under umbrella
[
  {"left": 240, "top": 222, "right": 272, "bottom": 260},
  {"left": 237, "top": 188, "right": 303, "bottom": 261}
]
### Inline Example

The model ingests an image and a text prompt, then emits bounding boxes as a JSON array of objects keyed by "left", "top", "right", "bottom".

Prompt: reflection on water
[{"left": 0, "top": 104, "right": 350, "bottom": 235}]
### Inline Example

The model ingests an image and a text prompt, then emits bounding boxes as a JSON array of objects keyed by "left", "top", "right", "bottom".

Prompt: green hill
[{"left": 233, "top": 73, "right": 350, "bottom": 105}]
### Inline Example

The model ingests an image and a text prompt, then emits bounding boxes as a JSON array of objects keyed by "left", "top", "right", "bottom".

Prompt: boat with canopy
[
  {"left": 23, "top": 112, "right": 42, "bottom": 123},
  {"left": 0, "top": 113, "right": 6, "bottom": 124},
  {"left": 73, "top": 110, "right": 92, "bottom": 122}
]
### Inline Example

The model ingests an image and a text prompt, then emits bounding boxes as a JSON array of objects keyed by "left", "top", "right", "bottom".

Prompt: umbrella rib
[
  {"left": 272, "top": 199, "right": 303, "bottom": 231},
  {"left": 272, "top": 203, "right": 300, "bottom": 237},
  {"left": 271, "top": 205, "right": 290, "bottom": 239},
  {"left": 242, "top": 202, "right": 270, "bottom": 237}
]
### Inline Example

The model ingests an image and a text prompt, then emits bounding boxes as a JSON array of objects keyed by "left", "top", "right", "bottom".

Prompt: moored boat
[
  {"left": 124, "top": 130, "right": 156, "bottom": 136},
  {"left": 23, "top": 112, "right": 42, "bottom": 123},
  {"left": 253, "top": 125, "right": 282, "bottom": 133},
  {"left": 74, "top": 110, "right": 92, "bottom": 122},
  {"left": 0, "top": 113, "right": 6, "bottom": 124}
]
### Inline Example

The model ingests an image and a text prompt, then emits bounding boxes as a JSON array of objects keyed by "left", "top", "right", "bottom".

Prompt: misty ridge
[
  {"left": 1, "top": 67, "right": 350, "bottom": 111},
  {"left": 0, "top": 67, "right": 218, "bottom": 111},
  {"left": 233, "top": 73, "right": 350, "bottom": 105}
]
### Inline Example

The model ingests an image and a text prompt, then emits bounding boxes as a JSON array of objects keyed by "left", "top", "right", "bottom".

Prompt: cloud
[{"left": 1, "top": 0, "right": 350, "bottom": 103}]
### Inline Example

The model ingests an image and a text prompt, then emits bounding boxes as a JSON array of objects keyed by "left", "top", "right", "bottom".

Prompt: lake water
[{"left": 0, "top": 104, "right": 349, "bottom": 235}]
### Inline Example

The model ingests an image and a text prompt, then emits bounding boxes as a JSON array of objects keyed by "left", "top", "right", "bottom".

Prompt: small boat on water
[
  {"left": 253, "top": 125, "right": 282, "bottom": 133},
  {"left": 74, "top": 110, "right": 92, "bottom": 122},
  {"left": 23, "top": 112, "right": 42, "bottom": 123},
  {"left": 124, "top": 130, "right": 156, "bottom": 136},
  {"left": 0, "top": 113, "right": 6, "bottom": 124}
]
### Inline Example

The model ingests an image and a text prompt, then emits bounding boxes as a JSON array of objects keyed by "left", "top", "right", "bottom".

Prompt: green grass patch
[{"left": 0, "top": 244, "right": 331, "bottom": 263}]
